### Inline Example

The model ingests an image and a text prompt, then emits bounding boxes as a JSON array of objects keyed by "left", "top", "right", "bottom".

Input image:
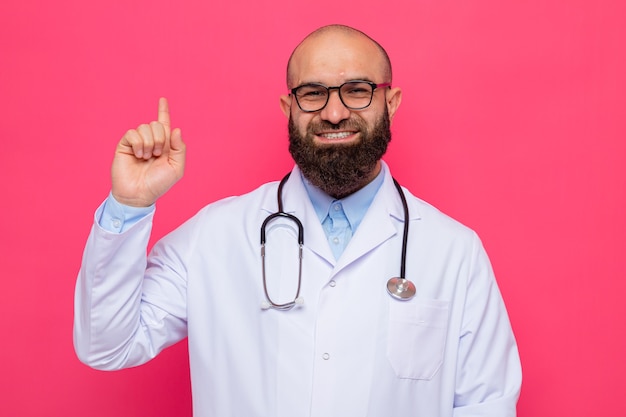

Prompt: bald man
[{"left": 74, "top": 25, "right": 521, "bottom": 417}]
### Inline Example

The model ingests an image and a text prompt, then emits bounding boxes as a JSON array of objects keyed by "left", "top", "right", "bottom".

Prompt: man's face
[{"left": 280, "top": 31, "right": 402, "bottom": 198}]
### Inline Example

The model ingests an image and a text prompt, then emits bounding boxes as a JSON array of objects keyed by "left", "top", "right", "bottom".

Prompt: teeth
[{"left": 321, "top": 132, "right": 352, "bottom": 139}]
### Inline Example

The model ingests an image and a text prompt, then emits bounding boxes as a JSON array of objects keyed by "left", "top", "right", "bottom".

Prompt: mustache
[{"left": 307, "top": 119, "right": 365, "bottom": 132}]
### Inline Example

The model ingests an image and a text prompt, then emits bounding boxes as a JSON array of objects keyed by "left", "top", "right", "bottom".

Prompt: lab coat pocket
[{"left": 387, "top": 299, "right": 450, "bottom": 380}]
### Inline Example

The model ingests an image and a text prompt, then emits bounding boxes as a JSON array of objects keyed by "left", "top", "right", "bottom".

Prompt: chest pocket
[{"left": 387, "top": 298, "right": 450, "bottom": 380}]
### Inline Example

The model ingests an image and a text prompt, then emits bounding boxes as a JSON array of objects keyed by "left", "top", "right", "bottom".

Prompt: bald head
[{"left": 286, "top": 25, "right": 392, "bottom": 89}]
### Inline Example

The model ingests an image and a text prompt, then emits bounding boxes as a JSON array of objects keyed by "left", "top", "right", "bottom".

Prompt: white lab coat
[{"left": 74, "top": 162, "right": 521, "bottom": 417}]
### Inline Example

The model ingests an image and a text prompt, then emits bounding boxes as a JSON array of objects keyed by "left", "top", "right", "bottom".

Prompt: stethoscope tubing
[
  {"left": 392, "top": 178, "right": 409, "bottom": 280},
  {"left": 260, "top": 173, "right": 304, "bottom": 310},
  {"left": 260, "top": 172, "right": 415, "bottom": 310}
]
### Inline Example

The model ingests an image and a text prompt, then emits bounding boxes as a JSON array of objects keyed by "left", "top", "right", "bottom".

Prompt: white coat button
[
  {"left": 329, "top": 280, "right": 336, "bottom": 287},
  {"left": 322, "top": 353, "right": 330, "bottom": 360}
]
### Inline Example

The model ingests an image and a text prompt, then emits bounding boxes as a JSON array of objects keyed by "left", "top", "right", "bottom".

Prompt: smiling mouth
[{"left": 318, "top": 131, "right": 356, "bottom": 140}]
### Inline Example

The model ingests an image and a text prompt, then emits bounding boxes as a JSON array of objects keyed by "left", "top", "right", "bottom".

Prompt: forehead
[{"left": 289, "top": 32, "right": 387, "bottom": 86}]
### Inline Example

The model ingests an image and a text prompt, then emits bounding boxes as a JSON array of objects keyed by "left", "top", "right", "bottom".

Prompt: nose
[{"left": 319, "top": 89, "right": 351, "bottom": 124}]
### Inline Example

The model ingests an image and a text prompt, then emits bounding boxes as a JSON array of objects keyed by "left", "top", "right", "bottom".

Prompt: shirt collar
[{"left": 301, "top": 168, "right": 385, "bottom": 233}]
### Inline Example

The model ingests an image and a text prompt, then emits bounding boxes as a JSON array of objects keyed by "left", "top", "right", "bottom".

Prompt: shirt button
[
  {"left": 112, "top": 218, "right": 122, "bottom": 229},
  {"left": 332, "top": 237, "right": 340, "bottom": 244},
  {"left": 334, "top": 204, "right": 341, "bottom": 211},
  {"left": 329, "top": 280, "right": 336, "bottom": 287},
  {"left": 322, "top": 353, "right": 330, "bottom": 360}
]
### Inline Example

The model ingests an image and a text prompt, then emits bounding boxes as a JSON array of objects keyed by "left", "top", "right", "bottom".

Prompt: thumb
[{"left": 169, "top": 127, "right": 186, "bottom": 168}]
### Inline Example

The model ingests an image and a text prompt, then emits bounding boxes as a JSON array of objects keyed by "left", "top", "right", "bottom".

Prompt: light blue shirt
[
  {"left": 97, "top": 192, "right": 155, "bottom": 234},
  {"left": 301, "top": 169, "right": 384, "bottom": 259},
  {"left": 98, "top": 169, "right": 385, "bottom": 260}
]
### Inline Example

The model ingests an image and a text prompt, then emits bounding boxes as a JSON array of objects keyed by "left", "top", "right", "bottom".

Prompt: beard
[{"left": 288, "top": 109, "right": 391, "bottom": 198}]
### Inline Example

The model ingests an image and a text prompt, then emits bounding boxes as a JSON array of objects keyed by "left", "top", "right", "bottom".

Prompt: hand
[{"left": 111, "top": 98, "right": 186, "bottom": 207}]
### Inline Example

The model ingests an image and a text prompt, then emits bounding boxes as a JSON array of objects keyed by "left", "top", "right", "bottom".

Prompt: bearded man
[{"left": 74, "top": 24, "right": 521, "bottom": 417}]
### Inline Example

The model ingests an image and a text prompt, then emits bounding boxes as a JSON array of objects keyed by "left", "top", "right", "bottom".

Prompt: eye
[
  {"left": 301, "top": 89, "right": 325, "bottom": 98},
  {"left": 342, "top": 83, "right": 371, "bottom": 97},
  {"left": 295, "top": 85, "right": 326, "bottom": 99}
]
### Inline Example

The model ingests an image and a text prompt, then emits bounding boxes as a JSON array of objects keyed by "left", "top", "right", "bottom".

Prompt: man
[{"left": 74, "top": 25, "right": 521, "bottom": 416}]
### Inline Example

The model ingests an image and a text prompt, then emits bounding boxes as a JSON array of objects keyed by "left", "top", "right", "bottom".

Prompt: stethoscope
[{"left": 260, "top": 173, "right": 416, "bottom": 311}]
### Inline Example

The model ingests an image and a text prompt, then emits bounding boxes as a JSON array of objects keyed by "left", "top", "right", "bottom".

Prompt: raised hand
[{"left": 111, "top": 98, "right": 186, "bottom": 207}]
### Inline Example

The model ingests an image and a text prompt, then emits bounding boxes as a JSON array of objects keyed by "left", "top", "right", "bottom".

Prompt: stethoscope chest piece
[{"left": 386, "top": 277, "right": 416, "bottom": 301}]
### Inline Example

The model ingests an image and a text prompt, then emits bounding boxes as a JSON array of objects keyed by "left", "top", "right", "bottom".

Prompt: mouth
[{"left": 315, "top": 130, "right": 359, "bottom": 144}]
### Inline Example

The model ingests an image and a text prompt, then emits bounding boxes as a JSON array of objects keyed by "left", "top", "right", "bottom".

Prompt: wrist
[{"left": 111, "top": 192, "right": 156, "bottom": 208}]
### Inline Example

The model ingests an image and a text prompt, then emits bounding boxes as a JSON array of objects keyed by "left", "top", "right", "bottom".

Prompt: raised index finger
[{"left": 157, "top": 97, "right": 171, "bottom": 132}]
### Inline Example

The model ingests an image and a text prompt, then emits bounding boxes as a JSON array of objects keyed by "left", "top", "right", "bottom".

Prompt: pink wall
[{"left": 1, "top": 1, "right": 624, "bottom": 415}]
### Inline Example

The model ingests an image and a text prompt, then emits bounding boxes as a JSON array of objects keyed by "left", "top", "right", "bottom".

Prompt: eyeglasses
[{"left": 290, "top": 80, "right": 391, "bottom": 112}]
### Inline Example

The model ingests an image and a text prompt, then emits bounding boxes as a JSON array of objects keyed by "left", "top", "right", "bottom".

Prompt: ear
[
  {"left": 385, "top": 87, "right": 402, "bottom": 123},
  {"left": 279, "top": 94, "right": 292, "bottom": 118}
]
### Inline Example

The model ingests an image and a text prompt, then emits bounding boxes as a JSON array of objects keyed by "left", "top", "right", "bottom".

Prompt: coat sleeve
[
  {"left": 453, "top": 234, "right": 522, "bottom": 417},
  {"left": 73, "top": 210, "right": 188, "bottom": 370}
]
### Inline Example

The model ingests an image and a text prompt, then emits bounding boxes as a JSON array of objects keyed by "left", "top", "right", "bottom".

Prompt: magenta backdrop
[{"left": 1, "top": 0, "right": 625, "bottom": 416}]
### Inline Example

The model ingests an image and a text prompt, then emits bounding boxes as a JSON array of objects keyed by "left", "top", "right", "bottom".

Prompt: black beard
[{"left": 288, "top": 110, "right": 391, "bottom": 198}]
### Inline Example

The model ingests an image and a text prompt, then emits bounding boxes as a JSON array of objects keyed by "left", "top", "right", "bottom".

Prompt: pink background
[{"left": 1, "top": 0, "right": 625, "bottom": 415}]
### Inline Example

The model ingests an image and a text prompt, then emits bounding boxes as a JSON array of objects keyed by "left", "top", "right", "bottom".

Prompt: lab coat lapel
[
  {"left": 334, "top": 166, "right": 421, "bottom": 274},
  {"left": 333, "top": 177, "right": 397, "bottom": 273}
]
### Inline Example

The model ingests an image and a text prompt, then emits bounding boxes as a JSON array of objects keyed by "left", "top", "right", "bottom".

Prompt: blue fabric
[
  {"left": 97, "top": 193, "right": 154, "bottom": 233},
  {"left": 302, "top": 169, "right": 384, "bottom": 259}
]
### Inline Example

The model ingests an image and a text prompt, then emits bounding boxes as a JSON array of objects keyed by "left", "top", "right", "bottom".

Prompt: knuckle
[
  {"left": 151, "top": 122, "right": 165, "bottom": 138},
  {"left": 137, "top": 125, "right": 154, "bottom": 143},
  {"left": 122, "top": 129, "right": 138, "bottom": 144}
]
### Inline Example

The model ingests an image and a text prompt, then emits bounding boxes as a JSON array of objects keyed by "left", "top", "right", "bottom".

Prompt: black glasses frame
[{"left": 290, "top": 80, "right": 391, "bottom": 113}]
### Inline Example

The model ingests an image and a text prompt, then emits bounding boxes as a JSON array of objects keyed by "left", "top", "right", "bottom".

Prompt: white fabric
[{"left": 74, "top": 162, "right": 521, "bottom": 417}]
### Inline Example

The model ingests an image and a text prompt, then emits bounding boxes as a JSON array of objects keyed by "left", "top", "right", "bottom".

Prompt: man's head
[{"left": 280, "top": 25, "right": 402, "bottom": 198}]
